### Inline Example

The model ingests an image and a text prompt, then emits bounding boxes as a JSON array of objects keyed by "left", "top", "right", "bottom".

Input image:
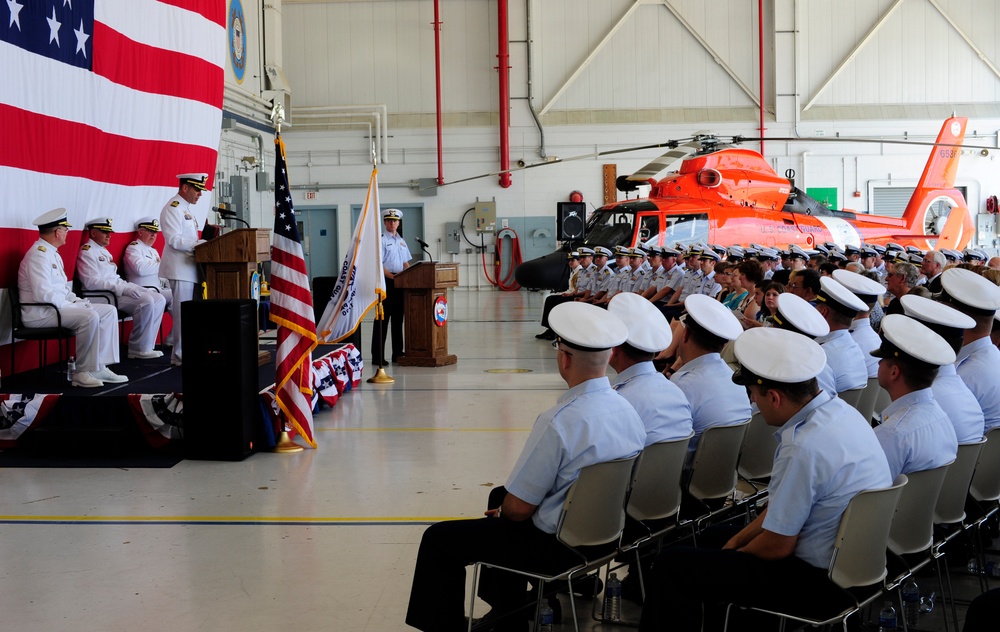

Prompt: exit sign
[{"left": 305, "top": 191, "right": 317, "bottom": 200}]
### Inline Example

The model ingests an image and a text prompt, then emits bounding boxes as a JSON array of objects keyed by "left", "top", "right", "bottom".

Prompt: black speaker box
[
  {"left": 182, "top": 299, "right": 260, "bottom": 461},
  {"left": 557, "top": 202, "right": 587, "bottom": 241}
]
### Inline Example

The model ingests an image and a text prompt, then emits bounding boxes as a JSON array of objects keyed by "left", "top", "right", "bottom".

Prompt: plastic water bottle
[
  {"left": 901, "top": 579, "right": 920, "bottom": 628},
  {"left": 967, "top": 558, "right": 1000, "bottom": 578},
  {"left": 66, "top": 355, "right": 76, "bottom": 382},
  {"left": 604, "top": 572, "right": 622, "bottom": 621},
  {"left": 879, "top": 601, "right": 897, "bottom": 632},
  {"left": 538, "top": 602, "right": 554, "bottom": 632}
]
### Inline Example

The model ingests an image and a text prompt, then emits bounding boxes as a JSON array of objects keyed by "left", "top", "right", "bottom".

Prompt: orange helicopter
[{"left": 514, "top": 116, "right": 977, "bottom": 290}]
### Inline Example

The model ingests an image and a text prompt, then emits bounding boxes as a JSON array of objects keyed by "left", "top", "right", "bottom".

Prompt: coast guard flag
[
  {"left": 270, "top": 134, "right": 319, "bottom": 448},
  {"left": 0, "top": 0, "right": 223, "bottom": 266},
  {"left": 318, "top": 167, "right": 386, "bottom": 342}
]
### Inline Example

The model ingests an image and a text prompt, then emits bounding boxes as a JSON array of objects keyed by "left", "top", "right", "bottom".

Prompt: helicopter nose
[{"left": 515, "top": 250, "right": 572, "bottom": 290}]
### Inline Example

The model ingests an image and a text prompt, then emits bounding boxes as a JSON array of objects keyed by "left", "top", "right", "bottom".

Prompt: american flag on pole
[
  {"left": 270, "top": 134, "right": 319, "bottom": 448},
  {"left": 317, "top": 167, "right": 386, "bottom": 342},
  {"left": 0, "top": 0, "right": 223, "bottom": 273}
]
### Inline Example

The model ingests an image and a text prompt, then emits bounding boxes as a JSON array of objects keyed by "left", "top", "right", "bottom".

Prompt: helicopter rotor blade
[
  {"left": 626, "top": 139, "right": 702, "bottom": 182},
  {"left": 735, "top": 136, "right": 996, "bottom": 150}
]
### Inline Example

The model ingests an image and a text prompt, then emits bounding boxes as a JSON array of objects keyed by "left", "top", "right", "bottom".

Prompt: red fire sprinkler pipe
[
  {"left": 758, "top": 0, "right": 765, "bottom": 156},
  {"left": 433, "top": 0, "right": 444, "bottom": 185},
  {"left": 497, "top": 0, "right": 512, "bottom": 188}
]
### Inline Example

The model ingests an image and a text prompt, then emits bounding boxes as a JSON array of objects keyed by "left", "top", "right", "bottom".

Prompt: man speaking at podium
[
  {"left": 160, "top": 173, "right": 208, "bottom": 367},
  {"left": 372, "top": 208, "right": 412, "bottom": 368}
]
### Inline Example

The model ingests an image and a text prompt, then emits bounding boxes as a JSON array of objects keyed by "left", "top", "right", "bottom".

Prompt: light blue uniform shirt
[
  {"left": 671, "top": 353, "right": 751, "bottom": 457},
  {"left": 613, "top": 362, "right": 693, "bottom": 446},
  {"left": 592, "top": 264, "right": 615, "bottom": 294},
  {"left": 764, "top": 391, "right": 892, "bottom": 569},
  {"left": 380, "top": 231, "right": 412, "bottom": 274},
  {"left": 956, "top": 337, "right": 1000, "bottom": 433},
  {"left": 576, "top": 263, "right": 598, "bottom": 293},
  {"left": 849, "top": 318, "right": 881, "bottom": 379},
  {"left": 506, "top": 377, "right": 646, "bottom": 534},
  {"left": 875, "top": 388, "right": 958, "bottom": 480},
  {"left": 816, "top": 329, "right": 868, "bottom": 392},
  {"left": 932, "top": 362, "right": 985, "bottom": 443}
]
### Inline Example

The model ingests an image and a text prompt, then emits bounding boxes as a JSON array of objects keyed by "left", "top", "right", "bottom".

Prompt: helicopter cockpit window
[
  {"left": 583, "top": 210, "right": 635, "bottom": 247},
  {"left": 638, "top": 215, "right": 660, "bottom": 243},
  {"left": 661, "top": 214, "right": 709, "bottom": 247}
]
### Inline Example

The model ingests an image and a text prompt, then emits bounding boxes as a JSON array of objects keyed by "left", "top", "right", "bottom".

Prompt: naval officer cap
[
  {"left": 942, "top": 249, "right": 962, "bottom": 262},
  {"left": 832, "top": 269, "right": 885, "bottom": 306},
  {"left": 593, "top": 246, "right": 613, "bottom": 258},
  {"left": 577, "top": 246, "right": 595, "bottom": 256},
  {"left": 905, "top": 245, "right": 923, "bottom": 255},
  {"left": 85, "top": 217, "right": 113, "bottom": 232},
  {"left": 614, "top": 245, "right": 632, "bottom": 257},
  {"left": 871, "top": 314, "right": 956, "bottom": 368},
  {"left": 844, "top": 244, "right": 862, "bottom": 257},
  {"left": 963, "top": 248, "right": 987, "bottom": 263},
  {"left": 860, "top": 245, "right": 878, "bottom": 258},
  {"left": 757, "top": 247, "right": 780, "bottom": 261},
  {"left": 788, "top": 245, "right": 810, "bottom": 261},
  {"left": 608, "top": 292, "right": 672, "bottom": 353},
  {"left": 177, "top": 173, "right": 208, "bottom": 191},
  {"left": 382, "top": 208, "right": 403, "bottom": 220},
  {"left": 940, "top": 267, "right": 1000, "bottom": 316},
  {"left": 816, "top": 276, "right": 867, "bottom": 317},
  {"left": 548, "top": 302, "right": 628, "bottom": 352},
  {"left": 566, "top": 251, "right": 580, "bottom": 261},
  {"left": 885, "top": 242, "right": 904, "bottom": 253},
  {"left": 772, "top": 293, "right": 830, "bottom": 339},
  {"left": 829, "top": 251, "right": 848, "bottom": 263},
  {"left": 683, "top": 294, "right": 743, "bottom": 342},
  {"left": 135, "top": 218, "right": 160, "bottom": 232},
  {"left": 872, "top": 244, "right": 887, "bottom": 255},
  {"left": 732, "top": 328, "right": 827, "bottom": 386},
  {"left": 908, "top": 253, "right": 924, "bottom": 265},
  {"left": 900, "top": 294, "right": 973, "bottom": 351},
  {"left": 33, "top": 208, "right": 72, "bottom": 230},
  {"left": 661, "top": 247, "right": 680, "bottom": 258},
  {"left": 887, "top": 251, "right": 909, "bottom": 265},
  {"left": 698, "top": 248, "right": 722, "bottom": 262},
  {"left": 629, "top": 247, "right": 647, "bottom": 258},
  {"left": 822, "top": 241, "right": 841, "bottom": 252}
]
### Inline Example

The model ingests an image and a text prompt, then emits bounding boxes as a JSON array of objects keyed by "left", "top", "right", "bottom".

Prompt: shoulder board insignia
[
  {"left": 81, "top": 244, "right": 91, "bottom": 250},
  {"left": 38, "top": 245, "right": 46, "bottom": 252},
  {"left": 170, "top": 201, "right": 180, "bottom": 207},
  {"left": 129, "top": 241, "right": 138, "bottom": 246}
]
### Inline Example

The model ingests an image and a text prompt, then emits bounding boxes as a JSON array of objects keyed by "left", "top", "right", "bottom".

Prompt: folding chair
[
  {"left": 593, "top": 434, "right": 693, "bottom": 621},
  {"left": 735, "top": 412, "right": 779, "bottom": 514},
  {"left": 856, "top": 376, "right": 882, "bottom": 424},
  {"left": 967, "top": 430, "right": 1000, "bottom": 592},
  {"left": 687, "top": 419, "right": 751, "bottom": 531},
  {"left": 838, "top": 386, "right": 865, "bottom": 409},
  {"left": 724, "top": 475, "right": 908, "bottom": 632},
  {"left": 873, "top": 386, "right": 892, "bottom": 423},
  {"left": 932, "top": 438, "right": 987, "bottom": 631},
  {"left": 467, "top": 455, "right": 638, "bottom": 632},
  {"left": 8, "top": 286, "right": 74, "bottom": 379}
]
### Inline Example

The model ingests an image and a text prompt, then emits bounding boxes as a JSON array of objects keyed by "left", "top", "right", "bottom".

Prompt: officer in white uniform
[
  {"left": 769, "top": 293, "right": 838, "bottom": 397},
  {"left": 871, "top": 315, "right": 958, "bottom": 479},
  {"left": 372, "top": 208, "right": 413, "bottom": 367},
  {"left": 405, "top": 302, "right": 645, "bottom": 632},
  {"left": 17, "top": 209, "right": 127, "bottom": 388},
  {"left": 813, "top": 276, "right": 869, "bottom": 392},
  {"left": 832, "top": 269, "right": 884, "bottom": 379},
  {"left": 159, "top": 173, "right": 208, "bottom": 367},
  {"left": 639, "top": 327, "right": 892, "bottom": 632},
  {"left": 900, "top": 294, "right": 985, "bottom": 443},
  {"left": 670, "top": 294, "right": 751, "bottom": 459},
  {"left": 124, "top": 218, "right": 173, "bottom": 309},
  {"left": 608, "top": 292, "right": 694, "bottom": 445},
  {"left": 76, "top": 218, "right": 167, "bottom": 359},
  {"left": 941, "top": 268, "right": 1000, "bottom": 433}
]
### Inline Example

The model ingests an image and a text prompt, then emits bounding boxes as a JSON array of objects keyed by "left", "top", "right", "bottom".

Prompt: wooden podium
[
  {"left": 394, "top": 262, "right": 459, "bottom": 367},
  {"left": 194, "top": 228, "right": 272, "bottom": 365}
]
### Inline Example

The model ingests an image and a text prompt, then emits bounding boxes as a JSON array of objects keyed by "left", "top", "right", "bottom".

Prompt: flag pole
[{"left": 367, "top": 143, "right": 395, "bottom": 384}]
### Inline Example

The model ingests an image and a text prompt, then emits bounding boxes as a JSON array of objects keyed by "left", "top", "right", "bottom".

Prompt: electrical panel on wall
[
  {"left": 230, "top": 175, "right": 251, "bottom": 224},
  {"left": 444, "top": 221, "right": 461, "bottom": 254},
  {"left": 475, "top": 201, "right": 496, "bottom": 233}
]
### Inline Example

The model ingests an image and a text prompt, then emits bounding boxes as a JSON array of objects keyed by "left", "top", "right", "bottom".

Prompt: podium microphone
[
  {"left": 213, "top": 205, "right": 249, "bottom": 228},
  {"left": 416, "top": 237, "right": 433, "bottom": 262}
]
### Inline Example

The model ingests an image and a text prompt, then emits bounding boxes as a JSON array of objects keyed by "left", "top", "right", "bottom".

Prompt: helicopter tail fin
[{"left": 900, "top": 117, "right": 974, "bottom": 251}]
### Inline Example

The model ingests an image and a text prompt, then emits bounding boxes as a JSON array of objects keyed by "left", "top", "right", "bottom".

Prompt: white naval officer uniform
[
  {"left": 124, "top": 239, "right": 173, "bottom": 308},
  {"left": 18, "top": 239, "right": 119, "bottom": 374},
  {"left": 159, "top": 194, "right": 205, "bottom": 365},
  {"left": 77, "top": 239, "right": 166, "bottom": 355}
]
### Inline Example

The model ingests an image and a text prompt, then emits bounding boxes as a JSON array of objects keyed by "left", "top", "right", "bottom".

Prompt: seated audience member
[
  {"left": 405, "top": 302, "right": 645, "bottom": 632},
  {"left": 940, "top": 268, "right": 1000, "bottom": 433},
  {"left": 884, "top": 262, "right": 920, "bottom": 316},
  {"left": 813, "top": 277, "right": 869, "bottom": 393},
  {"left": 77, "top": 218, "right": 167, "bottom": 359},
  {"left": 921, "top": 250, "right": 947, "bottom": 293},
  {"left": 832, "top": 269, "right": 885, "bottom": 379},
  {"left": 787, "top": 268, "right": 820, "bottom": 303},
  {"left": 900, "top": 295, "right": 985, "bottom": 443},
  {"left": 767, "top": 292, "right": 838, "bottom": 397},
  {"left": 871, "top": 315, "right": 958, "bottom": 479},
  {"left": 638, "top": 327, "right": 892, "bottom": 632},
  {"left": 535, "top": 251, "right": 582, "bottom": 340},
  {"left": 18, "top": 209, "right": 127, "bottom": 388},
  {"left": 124, "top": 218, "right": 174, "bottom": 309}
]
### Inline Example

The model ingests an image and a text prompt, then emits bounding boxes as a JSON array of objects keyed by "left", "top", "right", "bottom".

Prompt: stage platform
[{"left": 0, "top": 343, "right": 362, "bottom": 459}]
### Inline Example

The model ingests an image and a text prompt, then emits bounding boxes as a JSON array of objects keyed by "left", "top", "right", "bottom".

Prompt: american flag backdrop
[
  {"left": 0, "top": 0, "right": 223, "bottom": 280},
  {"left": 270, "top": 134, "right": 318, "bottom": 448}
]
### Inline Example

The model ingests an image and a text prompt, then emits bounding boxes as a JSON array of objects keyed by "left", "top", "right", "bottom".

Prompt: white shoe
[
  {"left": 93, "top": 368, "right": 129, "bottom": 383},
  {"left": 128, "top": 350, "right": 163, "bottom": 359},
  {"left": 71, "top": 371, "right": 104, "bottom": 388},
  {"left": 170, "top": 359, "right": 182, "bottom": 367}
]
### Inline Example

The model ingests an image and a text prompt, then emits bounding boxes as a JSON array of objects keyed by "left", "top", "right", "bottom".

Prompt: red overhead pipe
[
  {"left": 433, "top": 0, "right": 444, "bottom": 185},
  {"left": 758, "top": 0, "right": 765, "bottom": 156},
  {"left": 497, "top": 0, "right": 512, "bottom": 188}
]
